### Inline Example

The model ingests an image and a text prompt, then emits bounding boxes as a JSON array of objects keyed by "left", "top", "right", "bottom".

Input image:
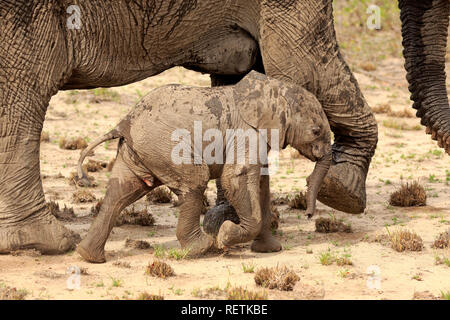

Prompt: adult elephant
[{"left": 0, "top": 0, "right": 448, "bottom": 254}]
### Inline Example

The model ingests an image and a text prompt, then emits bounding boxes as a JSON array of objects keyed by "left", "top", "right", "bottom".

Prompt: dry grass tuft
[
  {"left": 360, "top": 61, "right": 377, "bottom": 72},
  {"left": 270, "top": 205, "right": 280, "bottom": 230},
  {"left": 145, "top": 260, "right": 175, "bottom": 279},
  {"left": 412, "top": 291, "right": 439, "bottom": 300},
  {"left": 68, "top": 171, "right": 97, "bottom": 187},
  {"left": 372, "top": 104, "right": 414, "bottom": 118},
  {"left": 254, "top": 266, "right": 300, "bottom": 291},
  {"left": 147, "top": 186, "right": 173, "bottom": 204},
  {"left": 0, "top": 285, "right": 28, "bottom": 300},
  {"left": 372, "top": 103, "right": 392, "bottom": 114},
  {"left": 271, "top": 193, "right": 290, "bottom": 205},
  {"left": 137, "top": 292, "right": 164, "bottom": 300},
  {"left": 72, "top": 190, "right": 96, "bottom": 203},
  {"left": 83, "top": 159, "right": 107, "bottom": 172},
  {"left": 382, "top": 119, "right": 421, "bottom": 131},
  {"left": 288, "top": 192, "right": 307, "bottom": 210},
  {"left": 59, "top": 137, "right": 88, "bottom": 150},
  {"left": 387, "top": 228, "right": 423, "bottom": 252},
  {"left": 227, "top": 286, "right": 268, "bottom": 300},
  {"left": 90, "top": 198, "right": 103, "bottom": 216},
  {"left": 116, "top": 205, "right": 155, "bottom": 227},
  {"left": 432, "top": 230, "right": 450, "bottom": 249},
  {"left": 315, "top": 216, "right": 352, "bottom": 233},
  {"left": 113, "top": 261, "right": 131, "bottom": 269},
  {"left": 47, "top": 201, "right": 76, "bottom": 221},
  {"left": 388, "top": 108, "right": 415, "bottom": 118},
  {"left": 389, "top": 182, "right": 426, "bottom": 207},
  {"left": 124, "top": 237, "right": 152, "bottom": 250},
  {"left": 40, "top": 131, "right": 50, "bottom": 143}
]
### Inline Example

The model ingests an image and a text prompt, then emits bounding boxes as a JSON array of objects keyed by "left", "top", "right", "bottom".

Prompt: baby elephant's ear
[{"left": 237, "top": 97, "right": 287, "bottom": 148}]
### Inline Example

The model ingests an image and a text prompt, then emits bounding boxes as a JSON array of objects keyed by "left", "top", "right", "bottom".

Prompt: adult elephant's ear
[
  {"left": 399, "top": 0, "right": 450, "bottom": 153},
  {"left": 235, "top": 74, "right": 288, "bottom": 148}
]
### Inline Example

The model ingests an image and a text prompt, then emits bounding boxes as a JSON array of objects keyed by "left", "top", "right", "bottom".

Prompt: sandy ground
[{"left": 0, "top": 59, "right": 449, "bottom": 300}]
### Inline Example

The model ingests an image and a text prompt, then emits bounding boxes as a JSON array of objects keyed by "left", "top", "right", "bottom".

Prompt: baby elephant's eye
[{"left": 312, "top": 126, "right": 321, "bottom": 137}]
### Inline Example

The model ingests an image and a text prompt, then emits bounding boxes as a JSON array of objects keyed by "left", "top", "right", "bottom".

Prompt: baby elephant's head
[
  {"left": 286, "top": 93, "right": 331, "bottom": 162},
  {"left": 284, "top": 87, "right": 332, "bottom": 218}
]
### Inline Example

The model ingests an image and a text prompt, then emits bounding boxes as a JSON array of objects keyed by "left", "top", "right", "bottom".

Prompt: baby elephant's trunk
[{"left": 305, "top": 152, "right": 332, "bottom": 218}]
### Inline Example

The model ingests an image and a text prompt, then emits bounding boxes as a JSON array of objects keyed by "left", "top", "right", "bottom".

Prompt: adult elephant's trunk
[
  {"left": 399, "top": 0, "right": 450, "bottom": 152},
  {"left": 306, "top": 152, "right": 332, "bottom": 219}
]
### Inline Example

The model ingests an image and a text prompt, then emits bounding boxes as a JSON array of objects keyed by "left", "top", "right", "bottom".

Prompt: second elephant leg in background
[{"left": 258, "top": 0, "right": 378, "bottom": 214}]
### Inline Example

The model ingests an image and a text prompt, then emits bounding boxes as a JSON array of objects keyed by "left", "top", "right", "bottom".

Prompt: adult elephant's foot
[
  {"left": 0, "top": 215, "right": 80, "bottom": 254},
  {"left": 76, "top": 240, "right": 106, "bottom": 264},
  {"left": 251, "top": 231, "right": 282, "bottom": 253},
  {"left": 182, "top": 232, "right": 215, "bottom": 258},
  {"left": 314, "top": 162, "right": 367, "bottom": 214}
]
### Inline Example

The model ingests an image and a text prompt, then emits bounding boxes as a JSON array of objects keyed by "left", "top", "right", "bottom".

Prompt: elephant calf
[{"left": 75, "top": 71, "right": 331, "bottom": 263}]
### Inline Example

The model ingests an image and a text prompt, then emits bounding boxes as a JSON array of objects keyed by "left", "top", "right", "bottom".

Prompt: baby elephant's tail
[{"left": 77, "top": 130, "right": 121, "bottom": 187}]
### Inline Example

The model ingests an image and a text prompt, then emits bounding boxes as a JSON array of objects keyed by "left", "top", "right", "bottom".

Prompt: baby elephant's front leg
[{"left": 217, "top": 165, "right": 263, "bottom": 247}]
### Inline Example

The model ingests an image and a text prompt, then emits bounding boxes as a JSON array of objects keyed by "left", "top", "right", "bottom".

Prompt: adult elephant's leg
[
  {"left": 77, "top": 150, "right": 151, "bottom": 263},
  {"left": 259, "top": 0, "right": 378, "bottom": 213},
  {"left": 0, "top": 4, "right": 80, "bottom": 253}
]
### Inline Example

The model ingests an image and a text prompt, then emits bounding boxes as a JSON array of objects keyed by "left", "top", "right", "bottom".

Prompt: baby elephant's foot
[
  {"left": 251, "top": 232, "right": 282, "bottom": 253},
  {"left": 182, "top": 233, "right": 214, "bottom": 257},
  {"left": 76, "top": 240, "right": 106, "bottom": 263},
  {"left": 216, "top": 220, "right": 245, "bottom": 248}
]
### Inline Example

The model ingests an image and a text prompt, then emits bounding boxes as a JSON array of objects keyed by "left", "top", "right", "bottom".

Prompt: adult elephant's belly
[{"left": 62, "top": 27, "right": 259, "bottom": 90}]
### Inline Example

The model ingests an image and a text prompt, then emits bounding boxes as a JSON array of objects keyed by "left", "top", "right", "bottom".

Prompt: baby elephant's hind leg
[
  {"left": 77, "top": 154, "right": 151, "bottom": 263},
  {"left": 217, "top": 165, "right": 263, "bottom": 248}
]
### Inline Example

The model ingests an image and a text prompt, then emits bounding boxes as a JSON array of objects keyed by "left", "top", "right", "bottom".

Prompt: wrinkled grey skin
[
  {"left": 0, "top": 0, "right": 447, "bottom": 254},
  {"left": 75, "top": 72, "right": 331, "bottom": 263}
]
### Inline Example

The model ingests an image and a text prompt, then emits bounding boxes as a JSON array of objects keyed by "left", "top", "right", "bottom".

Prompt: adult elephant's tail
[{"left": 399, "top": 0, "right": 450, "bottom": 153}]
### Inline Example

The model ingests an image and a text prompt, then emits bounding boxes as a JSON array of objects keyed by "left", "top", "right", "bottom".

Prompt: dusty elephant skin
[
  {"left": 75, "top": 72, "right": 331, "bottom": 263},
  {"left": 0, "top": 1, "right": 448, "bottom": 254}
]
